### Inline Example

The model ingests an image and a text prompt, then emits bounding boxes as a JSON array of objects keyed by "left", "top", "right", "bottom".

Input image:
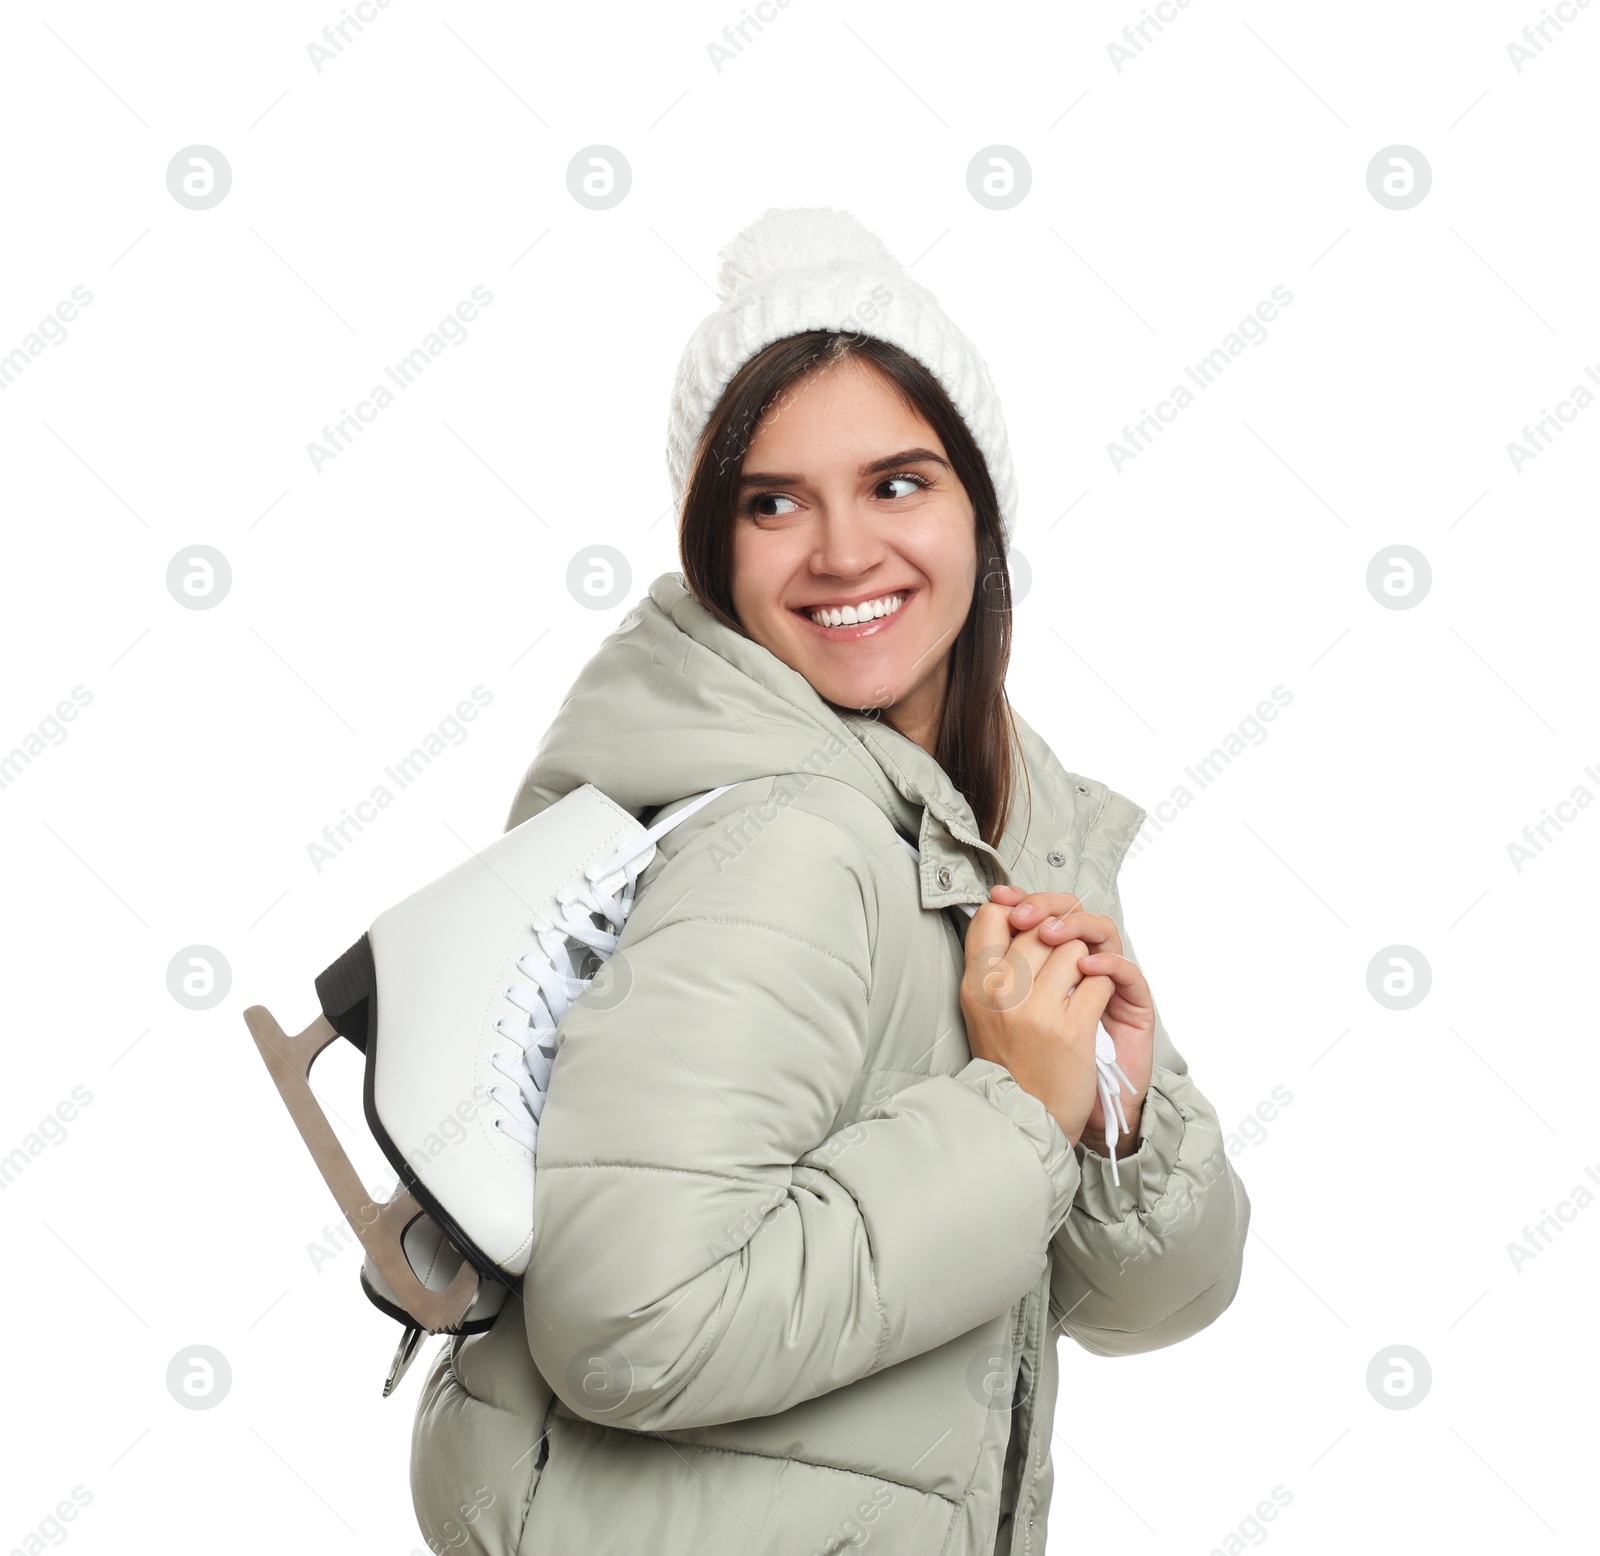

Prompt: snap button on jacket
[{"left": 409, "top": 572, "right": 1251, "bottom": 1556}]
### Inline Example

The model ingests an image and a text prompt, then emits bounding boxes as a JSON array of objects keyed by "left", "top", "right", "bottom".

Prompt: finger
[
  {"left": 1031, "top": 934, "right": 1091, "bottom": 1005},
  {"left": 1076, "top": 951, "right": 1151, "bottom": 1008},
  {"left": 966, "top": 917, "right": 1087, "bottom": 1020},
  {"left": 1035, "top": 911, "right": 1122, "bottom": 956},
  {"left": 964, "top": 897, "right": 1022, "bottom": 965},
  {"left": 998, "top": 891, "right": 1083, "bottom": 928},
  {"left": 1063, "top": 973, "right": 1116, "bottom": 1040},
  {"left": 964, "top": 910, "right": 1061, "bottom": 1016},
  {"left": 1024, "top": 948, "right": 1105, "bottom": 1083},
  {"left": 1011, "top": 915, "right": 1088, "bottom": 979},
  {"left": 995, "top": 921, "right": 1076, "bottom": 990}
]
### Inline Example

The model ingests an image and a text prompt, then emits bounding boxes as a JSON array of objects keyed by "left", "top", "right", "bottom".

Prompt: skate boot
[{"left": 245, "top": 779, "right": 738, "bottom": 1390}]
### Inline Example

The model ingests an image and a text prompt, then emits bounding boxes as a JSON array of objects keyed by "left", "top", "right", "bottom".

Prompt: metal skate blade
[
  {"left": 244, "top": 1003, "right": 479, "bottom": 1334},
  {"left": 384, "top": 1324, "right": 425, "bottom": 1397}
]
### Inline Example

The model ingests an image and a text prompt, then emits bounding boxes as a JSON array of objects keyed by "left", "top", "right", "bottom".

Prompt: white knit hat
[{"left": 664, "top": 206, "right": 1019, "bottom": 544}]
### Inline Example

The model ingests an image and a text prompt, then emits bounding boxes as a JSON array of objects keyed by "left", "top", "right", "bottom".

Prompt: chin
[
  {"left": 767, "top": 626, "right": 899, "bottom": 711},
  {"left": 814, "top": 675, "right": 900, "bottom": 716}
]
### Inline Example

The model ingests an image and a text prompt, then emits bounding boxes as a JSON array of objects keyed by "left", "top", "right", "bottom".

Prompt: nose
[{"left": 809, "top": 493, "right": 887, "bottom": 582}]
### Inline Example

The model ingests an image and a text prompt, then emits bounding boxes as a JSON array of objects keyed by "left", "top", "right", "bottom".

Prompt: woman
[{"left": 410, "top": 207, "right": 1250, "bottom": 1556}]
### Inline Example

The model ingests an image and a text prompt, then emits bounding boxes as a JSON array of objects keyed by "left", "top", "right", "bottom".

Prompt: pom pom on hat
[
  {"left": 714, "top": 206, "right": 904, "bottom": 304},
  {"left": 666, "top": 206, "right": 1020, "bottom": 544}
]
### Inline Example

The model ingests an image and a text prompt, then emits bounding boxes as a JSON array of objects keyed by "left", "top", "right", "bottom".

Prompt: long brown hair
[{"left": 677, "top": 329, "right": 1028, "bottom": 853}]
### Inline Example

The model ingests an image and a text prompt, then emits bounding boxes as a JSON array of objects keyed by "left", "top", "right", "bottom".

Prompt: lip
[{"left": 791, "top": 588, "right": 916, "bottom": 643}]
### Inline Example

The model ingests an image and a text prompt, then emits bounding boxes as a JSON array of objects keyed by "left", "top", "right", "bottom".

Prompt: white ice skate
[{"left": 244, "top": 780, "right": 738, "bottom": 1392}]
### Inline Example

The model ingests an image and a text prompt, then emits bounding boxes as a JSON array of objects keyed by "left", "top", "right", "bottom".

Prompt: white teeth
[{"left": 806, "top": 592, "right": 906, "bottom": 629}]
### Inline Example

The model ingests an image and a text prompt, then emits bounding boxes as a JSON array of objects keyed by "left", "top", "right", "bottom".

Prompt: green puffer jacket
[{"left": 410, "top": 571, "right": 1250, "bottom": 1556}]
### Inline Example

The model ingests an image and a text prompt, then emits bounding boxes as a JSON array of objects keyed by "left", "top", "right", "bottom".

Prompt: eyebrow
[{"left": 737, "top": 447, "right": 951, "bottom": 487}]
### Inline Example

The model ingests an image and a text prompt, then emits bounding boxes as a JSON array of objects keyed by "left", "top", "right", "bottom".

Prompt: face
[{"left": 728, "top": 355, "right": 978, "bottom": 754}]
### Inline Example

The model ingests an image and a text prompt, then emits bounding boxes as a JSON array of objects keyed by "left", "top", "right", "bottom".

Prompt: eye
[
  {"left": 744, "top": 492, "right": 801, "bottom": 518},
  {"left": 878, "top": 473, "right": 931, "bottom": 500}
]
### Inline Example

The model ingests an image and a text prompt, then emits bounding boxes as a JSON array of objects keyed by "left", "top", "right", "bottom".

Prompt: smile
[{"left": 793, "top": 590, "right": 913, "bottom": 642}]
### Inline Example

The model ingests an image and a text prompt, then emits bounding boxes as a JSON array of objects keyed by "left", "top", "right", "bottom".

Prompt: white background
[{"left": 2, "top": 1, "right": 1595, "bottom": 1552}]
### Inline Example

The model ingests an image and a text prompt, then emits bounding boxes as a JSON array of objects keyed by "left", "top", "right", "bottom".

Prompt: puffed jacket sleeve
[
  {"left": 1049, "top": 877, "right": 1251, "bottom": 1354},
  {"left": 524, "top": 791, "right": 1085, "bottom": 1433}
]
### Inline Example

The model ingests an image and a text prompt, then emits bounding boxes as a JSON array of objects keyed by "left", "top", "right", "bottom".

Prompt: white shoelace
[
  {"left": 490, "top": 784, "right": 737, "bottom": 1152},
  {"left": 901, "top": 837, "right": 1136, "bottom": 1185}
]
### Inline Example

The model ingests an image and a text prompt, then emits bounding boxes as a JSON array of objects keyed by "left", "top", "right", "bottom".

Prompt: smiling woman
[
  {"left": 682, "top": 328, "right": 1019, "bottom": 844},
  {"left": 409, "top": 206, "right": 1250, "bottom": 1556}
]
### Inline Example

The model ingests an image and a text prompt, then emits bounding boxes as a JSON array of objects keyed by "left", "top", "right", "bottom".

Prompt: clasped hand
[{"left": 958, "top": 884, "right": 1156, "bottom": 1155}]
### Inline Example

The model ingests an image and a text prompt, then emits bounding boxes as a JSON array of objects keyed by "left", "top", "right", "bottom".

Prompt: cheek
[
  {"left": 730, "top": 536, "right": 810, "bottom": 641},
  {"left": 729, "top": 530, "right": 776, "bottom": 622},
  {"left": 908, "top": 506, "right": 979, "bottom": 613}
]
